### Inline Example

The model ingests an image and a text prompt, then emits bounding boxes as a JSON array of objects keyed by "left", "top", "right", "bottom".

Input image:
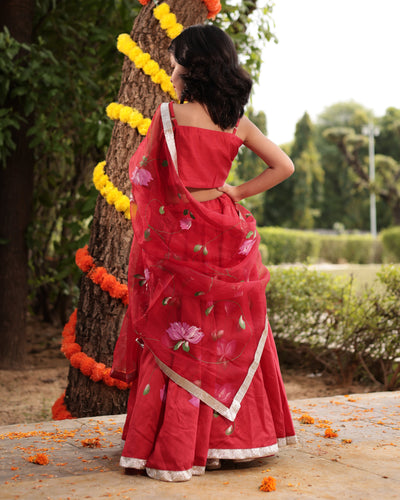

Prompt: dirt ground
[{"left": 0, "top": 315, "right": 378, "bottom": 427}]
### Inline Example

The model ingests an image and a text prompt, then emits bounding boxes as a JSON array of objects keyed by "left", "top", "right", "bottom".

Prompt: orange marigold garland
[
  {"left": 60, "top": 309, "right": 129, "bottom": 391},
  {"left": 75, "top": 245, "right": 129, "bottom": 305},
  {"left": 52, "top": 392, "right": 75, "bottom": 420}
]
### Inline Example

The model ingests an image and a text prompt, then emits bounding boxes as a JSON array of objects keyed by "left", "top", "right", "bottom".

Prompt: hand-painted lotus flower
[
  {"left": 238, "top": 238, "right": 255, "bottom": 256},
  {"left": 179, "top": 216, "right": 192, "bottom": 230},
  {"left": 131, "top": 166, "right": 153, "bottom": 186},
  {"left": 166, "top": 321, "right": 204, "bottom": 344}
]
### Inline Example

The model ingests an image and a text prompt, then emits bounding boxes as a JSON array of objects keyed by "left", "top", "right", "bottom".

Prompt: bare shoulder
[{"left": 236, "top": 115, "right": 264, "bottom": 143}]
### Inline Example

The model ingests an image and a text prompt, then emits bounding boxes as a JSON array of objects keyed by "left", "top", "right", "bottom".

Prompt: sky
[{"left": 251, "top": 0, "right": 400, "bottom": 145}]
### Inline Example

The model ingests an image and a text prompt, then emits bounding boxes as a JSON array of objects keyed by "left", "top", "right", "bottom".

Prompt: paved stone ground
[{"left": 0, "top": 391, "right": 399, "bottom": 499}]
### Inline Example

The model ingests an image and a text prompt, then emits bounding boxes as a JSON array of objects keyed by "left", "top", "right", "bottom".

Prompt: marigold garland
[
  {"left": 93, "top": 161, "right": 132, "bottom": 220},
  {"left": 75, "top": 245, "right": 129, "bottom": 305},
  {"left": 52, "top": 392, "right": 74, "bottom": 420},
  {"left": 60, "top": 309, "right": 130, "bottom": 389},
  {"left": 117, "top": 33, "right": 177, "bottom": 100},
  {"left": 107, "top": 102, "right": 151, "bottom": 136},
  {"left": 153, "top": 3, "right": 183, "bottom": 39}
]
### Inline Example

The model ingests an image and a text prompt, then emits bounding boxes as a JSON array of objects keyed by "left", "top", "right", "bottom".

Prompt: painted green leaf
[
  {"left": 194, "top": 244, "right": 203, "bottom": 252},
  {"left": 213, "top": 411, "right": 219, "bottom": 418},
  {"left": 202, "top": 246, "right": 208, "bottom": 256},
  {"left": 159, "top": 206, "right": 165, "bottom": 215},
  {"left": 182, "top": 342, "right": 190, "bottom": 352},
  {"left": 144, "top": 228, "right": 151, "bottom": 240},
  {"left": 246, "top": 231, "right": 254, "bottom": 239},
  {"left": 162, "top": 296, "right": 173, "bottom": 305},
  {"left": 134, "top": 274, "right": 143, "bottom": 279},
  {"left": 183, "top": 209, "right": 189, "bottom": 215},
  {"left": 162, "top": 160, "right": 168, "bottom": 167},
  {"left": 194, "top": 291, "right": 205, "bottom": 296},
  {"left": 139, "top": 279, "right": 146, "bottom": 286},
  {"left": 143, "top": 383, "right": 150, "bottom": 395},
  {"left": 239, "top": 315, "right": 246, "bottom": 330},
  {"left": 205, "top": 305, "right": 214, "bottom": 316},
  {"left": 173, "top": 340, "right": 184, "bottom": 351},
  {"left": 189, "top": 211, "right": 195, "bottom": 219}
]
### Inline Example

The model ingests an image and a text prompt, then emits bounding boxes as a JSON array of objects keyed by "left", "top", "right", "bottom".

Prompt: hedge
[
  {"left": 266, "top": 265, "right": 400, "bottom": 389},
  {"left": 381, "top": 226, "right": 400, "bottom": 262},
  {"left": 257, "top": 227, "right": 390, "bottom": 264}
]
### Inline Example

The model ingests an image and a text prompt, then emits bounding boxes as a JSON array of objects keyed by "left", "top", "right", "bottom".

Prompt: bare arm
[{"left": 218, "top": 116, "right": 295, "bottom": 202}]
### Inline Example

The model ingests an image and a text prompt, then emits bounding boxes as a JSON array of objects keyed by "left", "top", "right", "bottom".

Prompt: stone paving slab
[{"left": 0, "top": 391, "right": 399, "bottom": 499}]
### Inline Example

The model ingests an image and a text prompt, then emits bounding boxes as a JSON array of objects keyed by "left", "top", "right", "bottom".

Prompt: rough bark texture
[
  {"left": 0, "top": 0, "right": 35, "bottom": 369},
  {"left": 66, "top": 0, "right": 208, "bottom": 417}
]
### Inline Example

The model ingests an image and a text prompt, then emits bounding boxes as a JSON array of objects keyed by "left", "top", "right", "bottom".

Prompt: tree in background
[
  {"left": 315, "top": 101, "right": 373, "bottom": 230},
  {"left": 0, "top": 0, "right": 36, "bottom": 369},
  {"left": 236, "top": 107, "right": 268, "bottom": 224},
  {"left": 290, "top": 113, "right": 323, "bottom": 229},
  {"left": 320, "top": 102, "right": 400, "bottom": 227}
]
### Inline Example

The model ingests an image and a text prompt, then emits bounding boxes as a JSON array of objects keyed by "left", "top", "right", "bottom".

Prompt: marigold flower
[
  {"left": 70, "top": 352, "right": 87, "bottom": 370},
  {"left": 160, "top": 13, "right": 177, "bottom": 30},
  {"left": 90, "top": 362, "right": 106, "bottom": 382},
  {"left": 81, "top": 438, "right": 101, "bottom": 448},
  {"left": 299, "top": 414, "right": 315, "bottom": 424},
  {"left": 259, "top": 476, "right": 276, "bottom": 492},
  {"left": 61, "top": 342, "right": 81, "bottom": 359},
  {"left": 153, "top": 3, "right": 170, "bottom": 18},
  {"left": 324, "top": 428, "right": 338, "bottom": 438},
  {"left": 80, "top": 356, "right": 97, "bottom": 377},
  {"left": 28, "top": 453, "right": 49, "bottom": 465},
  {"left": 115, "top": 196, "right": 130, "bottom": 212}
]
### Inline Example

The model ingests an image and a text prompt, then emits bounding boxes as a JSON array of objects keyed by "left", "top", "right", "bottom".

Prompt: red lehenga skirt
[{"left": 111, "top": 106, "right": 296, "bottom": 481}]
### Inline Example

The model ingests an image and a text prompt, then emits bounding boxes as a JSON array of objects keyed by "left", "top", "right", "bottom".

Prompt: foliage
[
  {"left": 319, "top": 234, "right": 382, "bottom": 265},
  {"left": 258, "top": 227, "right": 385, "bottom": 265},
  {"left": 258, "top": 227, "right": 320, "bottom": 264},
  {"left": 267, "top": 265, "right": 400, "bottom": 389},
  {"left": 1, "top": 0, "right": 140, "bottom": 322},
  {"left": 217, "top": 0, "right": 277, "bottom": 82},
  {"left": 317, "top": 102, "right": 400, "bottom": 228},
  {"left": 381, "top": 226, "right": 400, "bottom": 262}
]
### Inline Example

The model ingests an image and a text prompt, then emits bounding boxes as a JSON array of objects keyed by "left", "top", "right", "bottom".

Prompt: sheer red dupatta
[{"left": 112, "top": 104, "right": 270, "bottom": 421}]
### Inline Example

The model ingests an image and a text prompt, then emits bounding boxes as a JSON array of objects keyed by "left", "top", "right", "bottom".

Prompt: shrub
[
  {"left": 319, "top": 234, "right": 382, "bottom": 264},
  {"left": 258, "top": 227, "right": 320, "bottom": 264},
  {"left": 381, "top": 226, "right": 400, "bottom": 262},
  {"left": 267, "top": 265, "right": 400, "bottom": 389}
]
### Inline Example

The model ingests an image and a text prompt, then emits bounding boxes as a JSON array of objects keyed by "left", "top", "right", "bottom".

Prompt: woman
[{"left": 112, "top": 24, "right": 296, "bottom": 482}]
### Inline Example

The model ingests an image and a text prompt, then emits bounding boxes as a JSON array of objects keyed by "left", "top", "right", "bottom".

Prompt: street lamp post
[{"left": 362, "top": 123, "right": 380, "bottom": 238}]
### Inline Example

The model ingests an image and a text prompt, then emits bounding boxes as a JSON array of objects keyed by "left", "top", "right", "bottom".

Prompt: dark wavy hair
[{"left": 169, "top": 24, "right": 252, "bottom": 130}]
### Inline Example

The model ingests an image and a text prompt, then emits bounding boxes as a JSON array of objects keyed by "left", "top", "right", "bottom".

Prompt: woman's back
[{"left": 171, "top": 102, "right": 242, "bottom": 188}]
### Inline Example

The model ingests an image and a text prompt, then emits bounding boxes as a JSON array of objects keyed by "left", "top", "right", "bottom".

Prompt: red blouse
[{"left": 169, "top": 102, "right": 243, "bottom": 188}]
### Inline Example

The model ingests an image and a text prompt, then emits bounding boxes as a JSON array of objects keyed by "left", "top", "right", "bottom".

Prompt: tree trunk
[
  {"left": 0, "top": 0, "right": 35, "bottom": 369},
  {"left": 65, "top": 0, "right": 208, "bottom": 417}
]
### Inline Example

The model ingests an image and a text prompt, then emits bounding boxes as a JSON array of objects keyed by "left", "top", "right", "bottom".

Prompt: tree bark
[
  {"left": 0, "top": 0, "right": 35, "bottom": 369},
  {"left": 66, "top": 0, "right": 208, "bottom": 417}
]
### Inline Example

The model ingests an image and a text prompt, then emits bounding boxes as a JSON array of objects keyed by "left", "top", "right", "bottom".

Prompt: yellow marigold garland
[
  {"left": 93, "top": 161, "right": 132, "bottom": 220},
  {"left": 107, "top": 102, "right": 151, "bottom": 136},
  {"left": 153, "top": 3, "right": 183, "bottom": 39},
  {"left": 117, "top": 33, "right": 177, "bottom": 100}
]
